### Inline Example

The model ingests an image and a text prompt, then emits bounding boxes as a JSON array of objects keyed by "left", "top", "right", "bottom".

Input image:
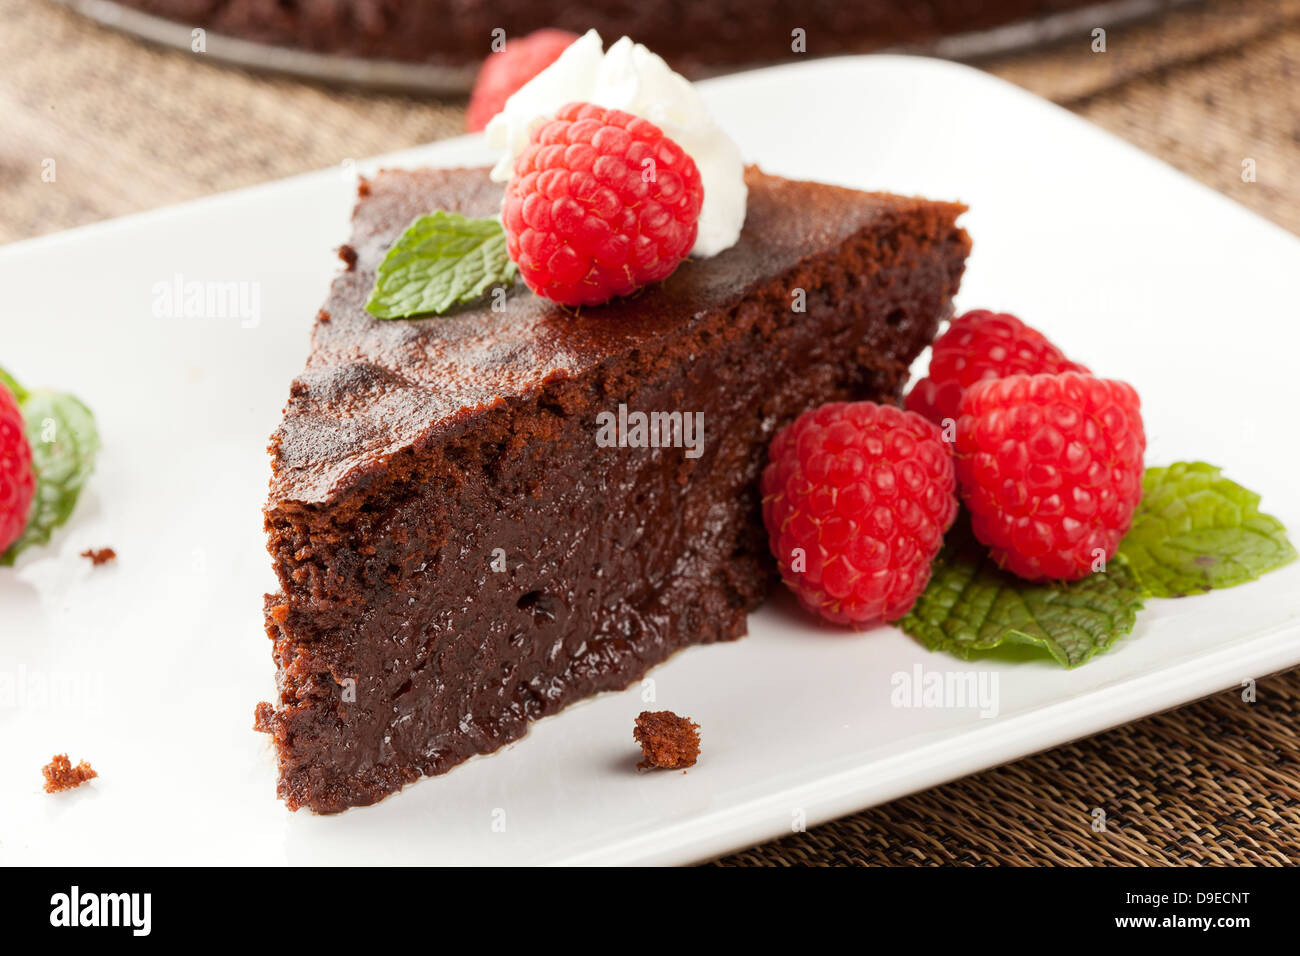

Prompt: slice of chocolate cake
[{"left": 255, "top": 165, "right": 970, "bottom": 812}]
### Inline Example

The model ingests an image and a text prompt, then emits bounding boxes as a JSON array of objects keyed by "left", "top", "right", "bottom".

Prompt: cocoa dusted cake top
[{"left": 269, "top": 165, "right": 966, "bottom": 505}]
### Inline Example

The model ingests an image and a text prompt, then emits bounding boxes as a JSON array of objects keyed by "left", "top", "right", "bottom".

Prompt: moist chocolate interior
[{"left": 257, "top": 165, "right": 970, "bottom": 812}]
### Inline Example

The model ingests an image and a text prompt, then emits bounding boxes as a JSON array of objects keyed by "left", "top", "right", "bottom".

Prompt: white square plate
[{"left": 2, "top": 55, "right": 1298, "bottom": 866}]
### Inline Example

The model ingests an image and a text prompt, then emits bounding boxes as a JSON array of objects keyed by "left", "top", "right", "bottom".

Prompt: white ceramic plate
[{"left": 2, "top": 56, "right": 1298, "bottom": 866}]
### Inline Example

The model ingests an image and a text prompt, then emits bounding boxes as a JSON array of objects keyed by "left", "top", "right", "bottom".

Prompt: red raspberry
[
  {"left": 954, "top": 372, "right": 1145, "bottom": 582},
  {"left": 906, "top": 310, "right": 1089, "bottom": 426},
  {"left": 761, "top": 402, "right": 958, "bottom": 626},
  {"left": 465, "top": 29, "right": 579, "bottom": 133},
  {"left": 501, "top": 101, "right": 704, "bottom": 306},
  {"left": 0, "top": 382, "right": 35, "bottom": 555}
]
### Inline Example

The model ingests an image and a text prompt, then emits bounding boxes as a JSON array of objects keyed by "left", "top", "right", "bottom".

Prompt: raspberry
[
  {"left": 761, "top": 401, "right": 958, "bottom": 626},
  {"left": 465, "top": 29, "right": 579, "bottom": 133},
  {"left": 501, "top": 101, "right": 704, "bottom": 306},
  {"left": 0, "top": 381, "right": 35, "bottom": 555},
  {"left": 906, "top": 310, "right": 1089, "bottom": 426},
  {"left": 954, "top": 372, "right": 1145, "bottom": 582}
]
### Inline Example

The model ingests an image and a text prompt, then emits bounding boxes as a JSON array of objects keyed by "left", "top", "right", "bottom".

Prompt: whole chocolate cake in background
[{"left": 112, "top": 0, "right": 1101, "bottom": 71}]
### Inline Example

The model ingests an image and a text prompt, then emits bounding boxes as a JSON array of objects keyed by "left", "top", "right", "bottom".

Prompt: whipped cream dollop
[{"left": 484, "top": 30, "right": 747, "bottom": 257}]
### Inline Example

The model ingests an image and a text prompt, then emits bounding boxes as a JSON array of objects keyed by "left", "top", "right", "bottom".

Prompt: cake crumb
[
  {"left": 634, "top": 710, "right": 700, "bottom": 770},
  {"left": 42, "top": 754, "right": 97, "bottom": 793},
  {"left": 80, "top": 547, "right": 116, "bottom": 566}
]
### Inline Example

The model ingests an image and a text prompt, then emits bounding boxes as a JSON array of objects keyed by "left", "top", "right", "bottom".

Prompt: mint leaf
[
  {"left": 898, "top": 517, "right": 1145, "bottom": 668},
  {"left": 0, "top": 367, "right": 27, "bottom": 403},
  {"left": 1, "top": 368, "right": 100, "bottom": 565},
  {"left": 365, "top": 211, "right": 517, "bottom": 319},
  {"left": 1118, "top": 462, "right": 1296, "bottom": 597}
]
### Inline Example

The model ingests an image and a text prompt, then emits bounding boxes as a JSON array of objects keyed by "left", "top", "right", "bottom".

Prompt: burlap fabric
[{"left": 2, "top": 0, "right": 1297, "bottom": 865}]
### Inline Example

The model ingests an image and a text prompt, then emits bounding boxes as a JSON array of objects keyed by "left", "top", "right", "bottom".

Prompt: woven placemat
[
  {"left": 716, "top": 670, "right": 1300, "bottom": 866},
  {"left": 2, "top": 0, "right": 1298, "bottom": 865}
]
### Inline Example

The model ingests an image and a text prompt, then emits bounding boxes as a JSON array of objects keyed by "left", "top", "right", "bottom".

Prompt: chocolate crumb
[
  {"left": 253, "top": 701, "right": 276, "bottom": 733},
  {"left": 42, "top": 754, "right": 97, "bottom": 793},
  {"left": 338, "top": 244, "right": 358, "bottom": 271},
  {"left": 634, "top": 710, "right": 700, "bottom": 770},
  {"left": 80, "top": 547, "right": 116, "bottom": 566}
]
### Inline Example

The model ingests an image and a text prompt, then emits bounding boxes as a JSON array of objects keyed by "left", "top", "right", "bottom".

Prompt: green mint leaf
[
  {"left": 365, "top": 211, "right": 517, "bottom": 319},
  {"left": 1118, "top": 462, "right": 1296, "bottom": 597},
  {"left": 0, "top": 366, "right": 27, "bottom": 403},
  {"left": 1, "top": 368, "right": 100, "bottom": 566},
  {"left": 898, "top": 517, "right": 1145, "bottom": 668}
]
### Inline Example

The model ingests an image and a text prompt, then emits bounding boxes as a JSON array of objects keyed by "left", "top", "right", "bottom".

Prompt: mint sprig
[
  {"left": 899, "top": 517, "right": 1145, "bottom": 668},
  {"left": 901, "top": 462, "right": 1295, "bottom": 668},
  {"left": 365, "top": 211, "right": 517, "bottom": 319},
  {"left": 1, "top": 367, "right": 100, "bottom": 565},
  {"left": 1117, "top": 462, "right": 1296, "bottom": 597},
  {"left": 0, "top": 367, "right": 28, "bottom": 403}
]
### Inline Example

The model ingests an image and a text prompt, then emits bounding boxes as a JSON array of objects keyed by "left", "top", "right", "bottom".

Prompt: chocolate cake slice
[{"left": 255, "top": 165, "right": 970, "bottom": 812}]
